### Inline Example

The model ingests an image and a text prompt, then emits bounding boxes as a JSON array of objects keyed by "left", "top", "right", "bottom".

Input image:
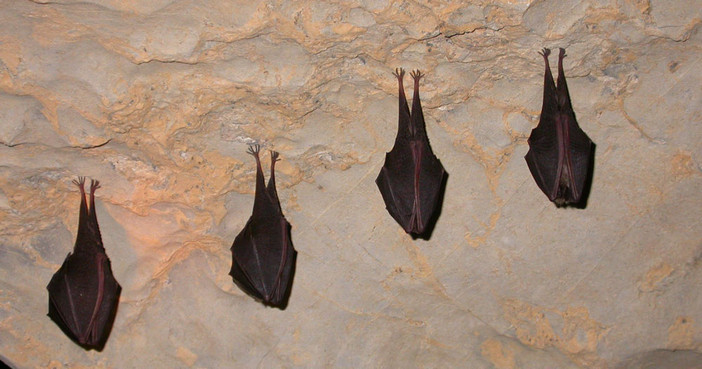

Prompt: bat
[
  {"left": 0, "top": 355, "right": 16, "bottom": 369},
  {"left": 376, "top": 68, "right": 448, "bottom": 238},
  {"left": 525, "top": 48, "right": 594, "bottom": 207},
  {"left": 46, "top": 177, "right": 121, "bottom": 350},
  {"left": 230, "top": 145, "right": 297, "bottom": 308}
]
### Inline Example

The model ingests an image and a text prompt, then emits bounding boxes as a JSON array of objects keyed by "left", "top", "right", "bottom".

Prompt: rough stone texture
[{"left": 1, "top": 0, "right": 701, "bottom": 368}]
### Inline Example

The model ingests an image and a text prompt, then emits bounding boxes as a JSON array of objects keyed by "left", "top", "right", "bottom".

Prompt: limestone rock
[{"left": 0, "top": 1, "right": 700, "bottom": 368}]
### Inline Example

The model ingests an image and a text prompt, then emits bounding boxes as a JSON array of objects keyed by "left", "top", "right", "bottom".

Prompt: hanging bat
[
  {"left": 46, "top": 177, "right": 121, "bottom": 350},
  {"left": 0, "top": 355, "right": 15, "bottom": 369},
  {"left": 525, "top": 48, "right": 594, "bottom": 206},
  {"left": 376, "top": 68, "right": 448, "bottom": 238},
  {"left": 230, "top": 145, "right": 297, "bottom": 308}
]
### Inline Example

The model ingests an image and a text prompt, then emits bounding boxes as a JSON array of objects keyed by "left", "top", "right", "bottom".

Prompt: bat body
[
  {"left": 46, "top": 177, "right": 121, "bottom": 350},
  {"left": 376, "top": 69, "right": 447, "bottom": 238},
  {"left": 525, "top": 48, "right": 594, "bottom": 206},
  {"left": 230, "top": 145, "right": 296, "bottom": 308}
]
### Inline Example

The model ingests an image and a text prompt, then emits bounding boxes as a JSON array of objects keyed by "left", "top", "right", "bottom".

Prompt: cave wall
[{"left": 0, "top": 0, "right": 701, "bottom": 368}]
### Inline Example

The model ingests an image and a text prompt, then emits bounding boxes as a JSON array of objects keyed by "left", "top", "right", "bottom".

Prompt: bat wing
[
  {"left": 47, "top": 250, "right": 121, "bottom": 350},
  {"left": 556, "top": 48, "right": 593, "bottom": 203},
  {"left": 563, "top": 113, "right": 593, "bottom": 202},
  {"left": 525, "top": 113, "right": 561, "bottom": 201},
  {"left": 525, "top": 111, "right": 593, "bottom": 203},
  {"left": 416, "top": 141, "right": 447, "bottom": 233},
  {"left": 230, "top": 217, "right": 295, "bottom": 307},
  {"left": 376, "top": 139, "right": 446, "bottom": 236},
  {"left": 376, "top": 143, "right": 417, "bottom": 233},
  {"left": 229, "top": 220, "right": 264, "bottom": 301}
]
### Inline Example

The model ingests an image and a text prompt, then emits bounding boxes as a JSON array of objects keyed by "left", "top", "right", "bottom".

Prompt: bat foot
[
  {"left": 392, "top": 68, "right": 405, "bottom": 83},
  {"left": 270, "top": 151, "right": 280, "bottom": 163},
  {"left": 72, "top": 176, "right": 85, "bottom": 187},
  {"left": 539, "top": 48, "right": 551, "bottom": 58},
  {"left": 558, "top": 47, "right": 567, "bottom": 59},
  {"left": 72, "top": 176, "right": 86, "bottom": 193},
  {"left": 247, "top": 144, "right": 261, "bottom": 157},
  {"left": 410, "top": 69, "right": 423, "bottom": 82},
  {"left": 90, "top": 179, "right": 101, "bottom": 194}
]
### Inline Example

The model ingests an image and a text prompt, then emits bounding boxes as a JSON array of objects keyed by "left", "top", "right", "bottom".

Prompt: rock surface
[{"left": 1, "top": 0, "right": 701, "bottom": 368}]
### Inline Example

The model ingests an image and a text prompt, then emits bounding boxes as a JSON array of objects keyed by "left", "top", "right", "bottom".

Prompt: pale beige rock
[{"left": 0, "top": 1, "right": 701, "bottom": 368}]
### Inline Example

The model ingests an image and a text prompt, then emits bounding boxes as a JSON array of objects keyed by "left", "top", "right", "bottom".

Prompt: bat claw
[
  {"left": 558, "top": 47, "right": 567, "bottom": 59},
  {"left": 410, "top": 69, "right": 423, "bottom": 81},
  {"left": 539, "top": 48, "right": 551, "bottom": 58},
  {"left": 247, "top": 144, "right": 261, "bottom": 157},
  {"left": 270, "top": 151, "right": 280, "bottom": 163},
  {"left": 393, "top": 68, "right": 405, "bottom": 80}
]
